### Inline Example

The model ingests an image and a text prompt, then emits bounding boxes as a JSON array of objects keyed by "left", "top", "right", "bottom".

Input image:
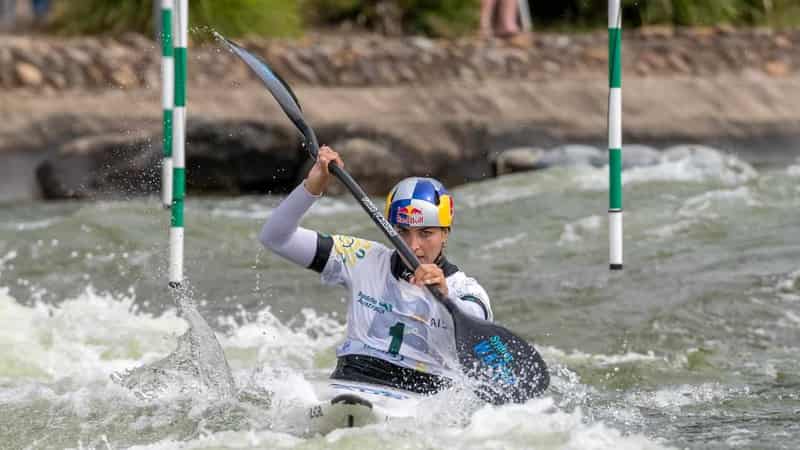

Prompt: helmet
[{"left": 385, "top": 177, "right": 454, "bottom": 228}]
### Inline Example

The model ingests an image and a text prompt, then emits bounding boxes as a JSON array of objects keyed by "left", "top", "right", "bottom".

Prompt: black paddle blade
[
  {"left": 453, "top": 311, "right": 549, "bottom": 404},
  {"left": 215, "top": 33, "right": 320, "bottom": 156}
]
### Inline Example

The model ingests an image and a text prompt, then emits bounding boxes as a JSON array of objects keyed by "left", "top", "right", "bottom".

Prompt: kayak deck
[{"left": 303, "top": 380, "right": 423, "bottom": 434}]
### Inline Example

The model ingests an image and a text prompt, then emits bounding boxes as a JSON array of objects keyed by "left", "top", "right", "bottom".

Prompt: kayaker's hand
[
  {"left": 411, "top": 264, "right": 448, "bottom": 297},
  {"left": 305, "top": 146, "right": 343, "bottom": 195}
]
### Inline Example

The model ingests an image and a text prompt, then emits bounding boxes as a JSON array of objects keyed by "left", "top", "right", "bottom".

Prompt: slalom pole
[
  {"left": 169, "top": 0, "right": 187, "bottom": 287},
  {"left": 161, "top": 0, "right": 174, "bottom": 208},
  {"left": 608, "top": 0, "right": 623, "bottom": 270}
]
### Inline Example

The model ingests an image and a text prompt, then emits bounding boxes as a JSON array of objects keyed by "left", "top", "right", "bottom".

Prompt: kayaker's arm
[
  {"left": 260, "top": 146, "right": 344, "bottom": 271},
  {"left": 259, "top": 182, "right": 325, "bottom": 269}
]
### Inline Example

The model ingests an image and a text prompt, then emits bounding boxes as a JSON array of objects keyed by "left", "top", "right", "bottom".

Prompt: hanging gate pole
[
  {"left": 608, "top": 0, "right": 623, "bottom": 271},
  {"left": 169, "top": 0, "right": 188, "bottom": 287}
]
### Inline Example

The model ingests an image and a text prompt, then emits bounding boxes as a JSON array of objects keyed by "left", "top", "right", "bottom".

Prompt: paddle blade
[
  {"left": 215, "top": 32, "right": 318, "bottom": 154},
  {"left": 453, "top": 312, "right": 549, "bottom": 404}
]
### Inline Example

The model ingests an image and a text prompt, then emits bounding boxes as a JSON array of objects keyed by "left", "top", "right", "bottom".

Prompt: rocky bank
[{"left": 1, "top": 28, "right": 799, "bottom": 200}]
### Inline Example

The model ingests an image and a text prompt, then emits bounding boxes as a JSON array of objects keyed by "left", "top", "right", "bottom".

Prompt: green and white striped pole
[
  {"left": 170, "top": 0, "right": 187, "bottom": 287},
  {"left": 608, "top": 0, "right": 623, "bottom": 270},
  {"left": 161, "top": 0, "right": 174, "bottom": 208}
]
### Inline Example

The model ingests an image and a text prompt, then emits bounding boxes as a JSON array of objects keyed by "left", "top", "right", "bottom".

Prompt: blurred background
[
  {"left": 1, "top": 0, "right": 799, "bottom": 201},
  {"left": 3, "top": 0, "right": 800, "bottom": 37}
]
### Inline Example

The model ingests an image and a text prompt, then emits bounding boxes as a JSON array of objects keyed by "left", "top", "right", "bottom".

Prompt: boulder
[
  {"left": 15, "top": 61, "right": 44, "bottom": 86},
  {"left": 36, "top": 132, "right": 158, "bottom": 199},
  {"left": 177, "top": 120, "right": 303, "bottom": 194},
  {"left": 35, "top": 119, "right": 304, "bottom": 199},
  {"left": 491, "top": 147, "right": 545, "bottom": 176}
]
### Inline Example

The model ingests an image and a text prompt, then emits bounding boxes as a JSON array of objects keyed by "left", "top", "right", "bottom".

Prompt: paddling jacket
[{"left": 260, "top": 182, "right": 494, "bottom": 379}]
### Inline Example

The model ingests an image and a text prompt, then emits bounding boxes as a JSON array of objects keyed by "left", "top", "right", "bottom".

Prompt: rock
[
  {"left": 410, "top": 36, "right": 435, "bottom": 51},
  {"left": 543, "top": 60, "right": 560, "bottom": 73},
  {"left": 0, "top": 47, "right": 13, "bottom": 87},
  {"left": 282, "top": 52, "right": 318, "bottom": 84},
  {"left": 774, "top": 35, "right": 792, "bottom": 49},
  {"left": 3, "top": 29, "right": 800, "bottom": 91},
  {"left": 638, "top": 25, "right": 674, "bottom": 39},
  {"left": 183, "top": 120, "right": 303, "bottom": 194},
  {"left": 584, "top": 46, "right": 607, "bottom": 62},
  {"left": 640, "top": 50, "right": 667, "bottom": 70},
  {"left": 36, "top": 132, "right": 158, "bottom": 199},
  {"left": 35, "top": 119, "right": 304, "bottom": 199},
  {"left": 86, "top": 64, "right": 106, "bottom": 86},
  {"left": 765, "top": 60, "right": 789, "bottom": 77},
  {"left": 507, "top": 33, "right": 534, "bottom": 49},
  {"left": 491, "top": 147, "right": 545, "bottom": 176},
  {"left": 686, "top": 27, "right": 716, "bottom": 38},
  {"left": 111, "top": 65, "right": 139, "bottom": 87},
  {"left": 15, "top": 62, "right": 43, "bottom": 86},
  {"left": 667, "top": 52, "right": 692, "bottom": 74}
]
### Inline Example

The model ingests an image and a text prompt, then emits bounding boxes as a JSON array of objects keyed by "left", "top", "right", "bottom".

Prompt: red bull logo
[{"left": 396, "top": 205, "right": 424, "bottom": 225}]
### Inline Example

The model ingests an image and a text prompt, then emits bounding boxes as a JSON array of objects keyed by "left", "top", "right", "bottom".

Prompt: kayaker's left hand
[{"left": 411, "top": 264, "right": 448, "bottom": 297}]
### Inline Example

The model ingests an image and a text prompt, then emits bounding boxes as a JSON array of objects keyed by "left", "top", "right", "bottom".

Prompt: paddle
[{"left": 217, "top": 34, "right": 549, "bottom": 404}]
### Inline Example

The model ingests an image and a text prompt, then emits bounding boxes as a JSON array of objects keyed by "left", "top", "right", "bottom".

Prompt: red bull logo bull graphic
[{"left": 396, "top": 205, "right": 424, "bottom": 225}]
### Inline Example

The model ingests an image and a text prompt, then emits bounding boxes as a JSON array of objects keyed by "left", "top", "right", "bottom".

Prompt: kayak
[{"left": 301, "top": 380, "right": 423, "bottom": 434}]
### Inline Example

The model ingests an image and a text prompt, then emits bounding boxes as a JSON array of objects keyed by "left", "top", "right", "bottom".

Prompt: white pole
[
  {"left": 608, "top": 0, "right": 623, "bottom": 270},
  {"left": 169, "top": 0, "right": 187, "bottom": 287},
  {"left": 161, "top": 0, "right": 174, "bottom": 208}
]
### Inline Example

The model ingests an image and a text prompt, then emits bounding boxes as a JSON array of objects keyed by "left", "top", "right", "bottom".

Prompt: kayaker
[{"left": 259, "top": 146, "right": 493, "bottom": 394}]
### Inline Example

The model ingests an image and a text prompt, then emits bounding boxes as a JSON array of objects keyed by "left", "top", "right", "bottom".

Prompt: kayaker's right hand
[{"left": 305, "top": 146, "right": 344, "bottom": 196}]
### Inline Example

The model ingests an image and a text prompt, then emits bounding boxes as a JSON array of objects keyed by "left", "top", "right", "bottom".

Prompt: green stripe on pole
[
  {"left": 161, "top": 10, "right": 173, "bottom": 56},
  {"left": 172, "top": 167, "right": 186, "bottom": 199},
  {"left": 608, "top": 28, "right": 622, "bottom": 88},
  {"left": 162, "top": 110, "right": 172, "bottom": 157},
  {"left": 171, "top": 200, "right": 184, "bottom": 227},
  {"left": 174, "top": 47, "right": 187, "bottom": 107},
  {"left": 609, "top": 149, "right": 622, "bottom": 209}
]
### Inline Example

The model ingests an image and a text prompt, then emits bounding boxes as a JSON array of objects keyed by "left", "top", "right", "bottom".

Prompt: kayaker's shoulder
[
  {"left": 329, "top": 234, "right": 391, "bottom": 261},
  {"left": 447, "top": 271, "right": 491, "bottom": 302}
]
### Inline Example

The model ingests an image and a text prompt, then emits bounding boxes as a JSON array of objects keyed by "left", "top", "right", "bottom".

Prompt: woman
[{"left": 260, "top": 146, "right": 492, "bottom": 394}]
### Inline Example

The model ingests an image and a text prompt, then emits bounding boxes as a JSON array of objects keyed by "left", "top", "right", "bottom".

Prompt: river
[{"left": 1, "top": 146, "right": 799, "bottom": 449}]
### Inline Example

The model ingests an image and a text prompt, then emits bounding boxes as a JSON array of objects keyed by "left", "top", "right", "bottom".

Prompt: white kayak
[{"left": 302, "top": 380, "right": 423, "bottom": 434}]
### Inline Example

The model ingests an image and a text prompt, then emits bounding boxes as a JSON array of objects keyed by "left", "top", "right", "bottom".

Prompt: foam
[
  {"left": 577, "top": 146, "right": 758, "bottom": 191},
  {"left": 0, "top": 288, "right": 669, "bottom": 449},
  {"left": 558, "top": 215, "right": 602, "bottom": 246},
  {"left": 0, "top": 286, "right": 186, "bottom": 382},
  {"left": 646, "top": 187, "right": 758, "bottom": 239}
]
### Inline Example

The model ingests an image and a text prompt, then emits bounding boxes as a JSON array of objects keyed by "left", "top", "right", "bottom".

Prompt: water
[{"left": 1, "top": 147, "right": 799, "bottom": 449}]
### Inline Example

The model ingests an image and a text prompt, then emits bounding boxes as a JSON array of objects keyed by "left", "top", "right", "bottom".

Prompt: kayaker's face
[{"left": 395, "top": 227, "right": 448, "bottom": 264}]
